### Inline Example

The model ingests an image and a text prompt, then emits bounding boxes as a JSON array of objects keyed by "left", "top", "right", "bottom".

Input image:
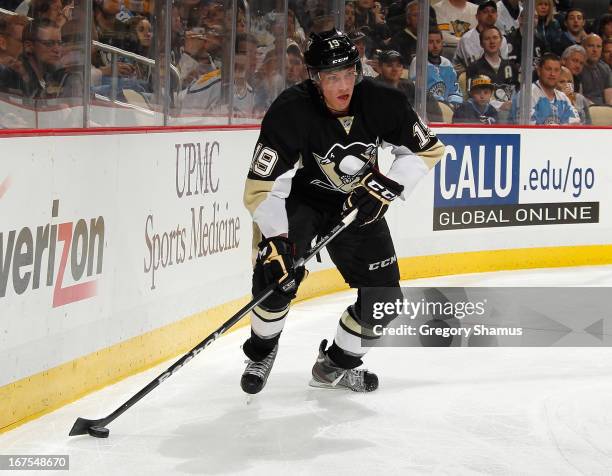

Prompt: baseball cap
[
  {"left": 477, "top": 0, "right": 497, "bottom": 12},
  {"left": 378, "top": 50, "right": 403, "bottom": 64},
  {"left": 348, "top": 30, "right": 366, "bottom": 42},
  {"left": 469, "top": 75, "right": 495, "bottom": 91}
]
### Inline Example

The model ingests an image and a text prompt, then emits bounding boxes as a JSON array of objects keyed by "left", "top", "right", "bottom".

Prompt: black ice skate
[
  {"left": 240, "top": 344, "right": 278, "bottom": 394},
  {"left": 309, "top": 340, "right": 378, "bottom": 392}
]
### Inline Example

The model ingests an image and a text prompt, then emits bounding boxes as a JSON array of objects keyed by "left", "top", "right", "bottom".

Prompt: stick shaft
[{"left": 75, "top": 209, "right": 357, "bottom": 429}]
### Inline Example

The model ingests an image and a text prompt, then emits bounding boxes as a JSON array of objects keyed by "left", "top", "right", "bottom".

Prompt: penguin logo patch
[{"left": 311, "top": 142, "right": 378, "bottom": 193}]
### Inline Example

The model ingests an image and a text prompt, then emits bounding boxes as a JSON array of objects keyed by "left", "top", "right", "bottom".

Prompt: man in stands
[
  {"left": 454, "top": 1, "right": 509, "bottom": 73},
  {"left": 466, "top": 25, "right": 519, "bottom": 115},
  {"left": 580, "top": 33, "right": 612, "bottom": 105},
  {"left": 409, "top": 29, "right": 463, "bottom": 108},
  {"left": 553, "top": 8, "right": 587, "bottom": 56},
  {"left": 511, "top": 53, "right": 580, "bottom": 125},
  {"left": 0, "top": 14, "right": 28, "bottom": 95},
  {"left": 388, "top": 0, "right": 419, "bottom": 66},
  {"left": 434, "top": 0, "right": 478, "bottom": 47},
  {"left": 19, "top": 19, "right": 70, "bottom": 98},
  {"left": 603, "top": 39, "right": 612, "bottom": 69},
  {"left": 349, "top": 30, "right": 376, "bottom": 77},
  {"left": 377, "top": 49, "right": 444, "bottom": 122}
]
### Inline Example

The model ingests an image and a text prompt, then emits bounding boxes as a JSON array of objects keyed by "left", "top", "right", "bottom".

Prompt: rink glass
[{"left": 0, "top": 0, "right": 609, "bottom": 128}]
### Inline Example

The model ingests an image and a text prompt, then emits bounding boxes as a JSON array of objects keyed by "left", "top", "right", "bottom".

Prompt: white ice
[{"left": 2, "top": 265, "right": 612, "bottom": 476}]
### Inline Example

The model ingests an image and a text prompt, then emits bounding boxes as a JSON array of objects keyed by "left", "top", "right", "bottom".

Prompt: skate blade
[{"left": 308, "top": 378, "right": 345, "bottom": 390}]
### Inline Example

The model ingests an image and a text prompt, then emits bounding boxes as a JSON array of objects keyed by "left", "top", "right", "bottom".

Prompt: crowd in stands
[{"left": 0, "top": 0, "right": 611, "bottom": 126}]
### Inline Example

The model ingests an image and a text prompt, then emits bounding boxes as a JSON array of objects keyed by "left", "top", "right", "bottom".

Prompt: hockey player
[{"left": 241, "top": 29, "right": 445, "bottom": 395}]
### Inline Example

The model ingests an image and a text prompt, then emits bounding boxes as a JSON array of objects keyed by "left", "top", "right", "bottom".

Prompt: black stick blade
[{"left": 69, "top": 417, "right": 107, "bottom": 436}]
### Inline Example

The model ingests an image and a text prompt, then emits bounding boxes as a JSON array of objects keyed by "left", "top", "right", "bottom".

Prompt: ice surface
[{"left": 2, "top": 265, "right": 612, "bottom": 475}]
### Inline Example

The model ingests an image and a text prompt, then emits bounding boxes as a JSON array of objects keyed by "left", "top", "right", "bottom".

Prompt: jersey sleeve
[
  {"left": 380, "top": 93, "right": 445, "bottom": 199},
  {"left": 243, "top": 98, "right": 303, "bottom": 238}
]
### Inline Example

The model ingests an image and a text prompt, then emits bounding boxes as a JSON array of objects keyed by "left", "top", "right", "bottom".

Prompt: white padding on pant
[
  {"left": 251, "top": 310, "right": 288, "bottom": 338},
  {"left": 334, "top": 322, "right": 371, "bottom": 356}
]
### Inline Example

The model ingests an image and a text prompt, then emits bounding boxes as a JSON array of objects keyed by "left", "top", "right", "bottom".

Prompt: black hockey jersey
[{"left": 244, "top": 78, "right": 445, "bottom": 238}]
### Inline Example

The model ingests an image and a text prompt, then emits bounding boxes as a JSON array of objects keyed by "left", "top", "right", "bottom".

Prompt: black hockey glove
[
  {"left": 254, "top": 236, "right": 305, "bottom": 309},
  {"left": 343, "top": 169, "right": 404, "bottom": 227}
]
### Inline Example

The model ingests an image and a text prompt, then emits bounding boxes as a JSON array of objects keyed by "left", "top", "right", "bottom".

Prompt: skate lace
[
  {"left": 243, "top": 349, "right": 277, "bottom": 379},
  {"left": 335, "top": 368, "right": 367, "bottom": 390}
]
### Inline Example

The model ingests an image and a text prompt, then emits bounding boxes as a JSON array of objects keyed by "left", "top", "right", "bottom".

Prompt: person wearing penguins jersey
[{"left": 240, "top": 28, "right": 445, "bottom": 395}]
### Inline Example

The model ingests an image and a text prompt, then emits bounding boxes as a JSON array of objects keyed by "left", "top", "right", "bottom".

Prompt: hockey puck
[{"left": 87, "top": 426, "right": 110, "bottom": 438}]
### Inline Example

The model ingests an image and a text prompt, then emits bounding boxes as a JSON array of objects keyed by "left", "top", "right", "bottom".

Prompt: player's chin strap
[{"left": 68, "top": 208, "right": 358, "bottom": 438}]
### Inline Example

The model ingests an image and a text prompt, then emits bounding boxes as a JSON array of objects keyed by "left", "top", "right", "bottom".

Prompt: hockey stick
[{"left": 69, "top": 208, "right": 358, "bottom": 438}]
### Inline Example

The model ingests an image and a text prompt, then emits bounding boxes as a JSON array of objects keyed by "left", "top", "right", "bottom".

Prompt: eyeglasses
[{"left": 35, "top": 39, "right": 62, "bottom": 47}]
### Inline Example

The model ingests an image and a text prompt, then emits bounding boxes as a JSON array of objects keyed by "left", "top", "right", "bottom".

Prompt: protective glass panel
[
  {"left": 0, "top": 0, "right": 86, "bottom": 128},
  {"left": 168, "top": 0, "right": 233, "bottom": 125},
  {"left": 90, "top": 0, "right": 172, "bottom": 126}
]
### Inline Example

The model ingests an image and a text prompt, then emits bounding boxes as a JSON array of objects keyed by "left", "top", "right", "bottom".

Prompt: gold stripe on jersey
[
  {"left": 243, "top": 178, "right": 274, "bottom": 216},
  {"left": 419, "top": 140, "right": 446, "bottom": 169}
]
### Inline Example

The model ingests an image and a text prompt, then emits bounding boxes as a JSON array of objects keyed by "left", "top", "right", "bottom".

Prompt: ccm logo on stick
[{"left": 368, "top": 256, "right": 397, "bottom": 270}]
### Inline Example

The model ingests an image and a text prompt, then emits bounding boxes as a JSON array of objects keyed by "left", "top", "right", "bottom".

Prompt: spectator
[
  {"left": 181, "top": 38, "right": 255, "bottom": 118},
  {"left": 556, "top": 65, "right": 591, "bottom": 124},
  {"left": 177, "top": 0, "right": 200, "bottom": 30},
  {"left": 286, "top": 42, "right": 306, "bottom": 86},
  {"left": 535, "top": 0, "right": 562, "bottom": 53},
  {"left": 433, "top": 0, "right": 478, "bottom": 47},
  {"left": 375, "top": 49, "right": 443, "bottom": 121},
  {"left": 124, "top": 15, "right": 152, "bottom": 89},
  {"left": 507, "top": 9, "right": 545, "bottom": 66},
  {"left": 386, "top": 0, "right": 437, "bottom": 35},
  {"left": 19, "top": 19, "right": 71, "bottom": 98},
  {"left": 495, "top": 0, "right": 521, "bottom": 35},
  {"left": 453, "top": 74, "right": 498, "bottom": 124},
  {"left": 0, "top": 14, "right": 28, "bottom": 95},
  {"left": 126, "top": 16, "right": 152, "bottom": 58},
  {"left": 409, "top": 28, "right": 463, "bottom": 107},
  {"left": 354, "top": 0, "right": 391, "bottom": 51},
  {"left": 579, "top": 33, "right": 612, "bottom": 105},
  {"left": 561, "top": 44, "right": 586, "bottom": 93},
  {"left": 202, "top": 22, "right": 224, "bottom": 67},
  {"left": 236, "top": 32, "right": 258, "bottom": 87},
  {"left": 375, "top": 49, "right": 411, "bottom": 95},
  {"left": 552, "top": 8, "right": 587, "bottom": 56},
  {"left": 349, "top": 30, "right": 377, "bottom": 77},
  {"left": 232, "top": 45, "right": 255, "bottom": 118},
  {"left": 94, "top": 0, "right": 130, "bottom": 51},
  {"left": 604, "top": 38, "right": 612, "bottom": 69},
  {"left": 466, "top": 25, "right": 518, "bottom": 112},
  {"left": 388, "top": 0, "right": 418, "bottom": 65},
  {"left": 454, "top": 1, "right": 509, "bottom": 73},
  {"left": 511, "top": 53, "right": 580, "bottom": 124},
  {"left": 345, "top": 2, "right": 356, "bottom": 34},
  {"left": 178, "top": 26, "right": 215, "bottom": 87},
  {"left": 253, "top": 49, "right": 284, "bottom": 113}
]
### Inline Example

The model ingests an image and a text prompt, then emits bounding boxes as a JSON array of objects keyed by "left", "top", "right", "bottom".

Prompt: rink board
[{"left": 1, "top": 125, "right": 611, "bottom": 432}]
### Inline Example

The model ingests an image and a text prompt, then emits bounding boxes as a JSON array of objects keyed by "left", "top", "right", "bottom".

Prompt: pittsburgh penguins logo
[
  {"left": 430, "top": 81, "right": 446, "bottom": 100},
  {"left": 311, "top": 141, "right": 378, "bottom": 193},
  {"left": 451, "top": 20, "right": 471, "bottom": 37}
]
